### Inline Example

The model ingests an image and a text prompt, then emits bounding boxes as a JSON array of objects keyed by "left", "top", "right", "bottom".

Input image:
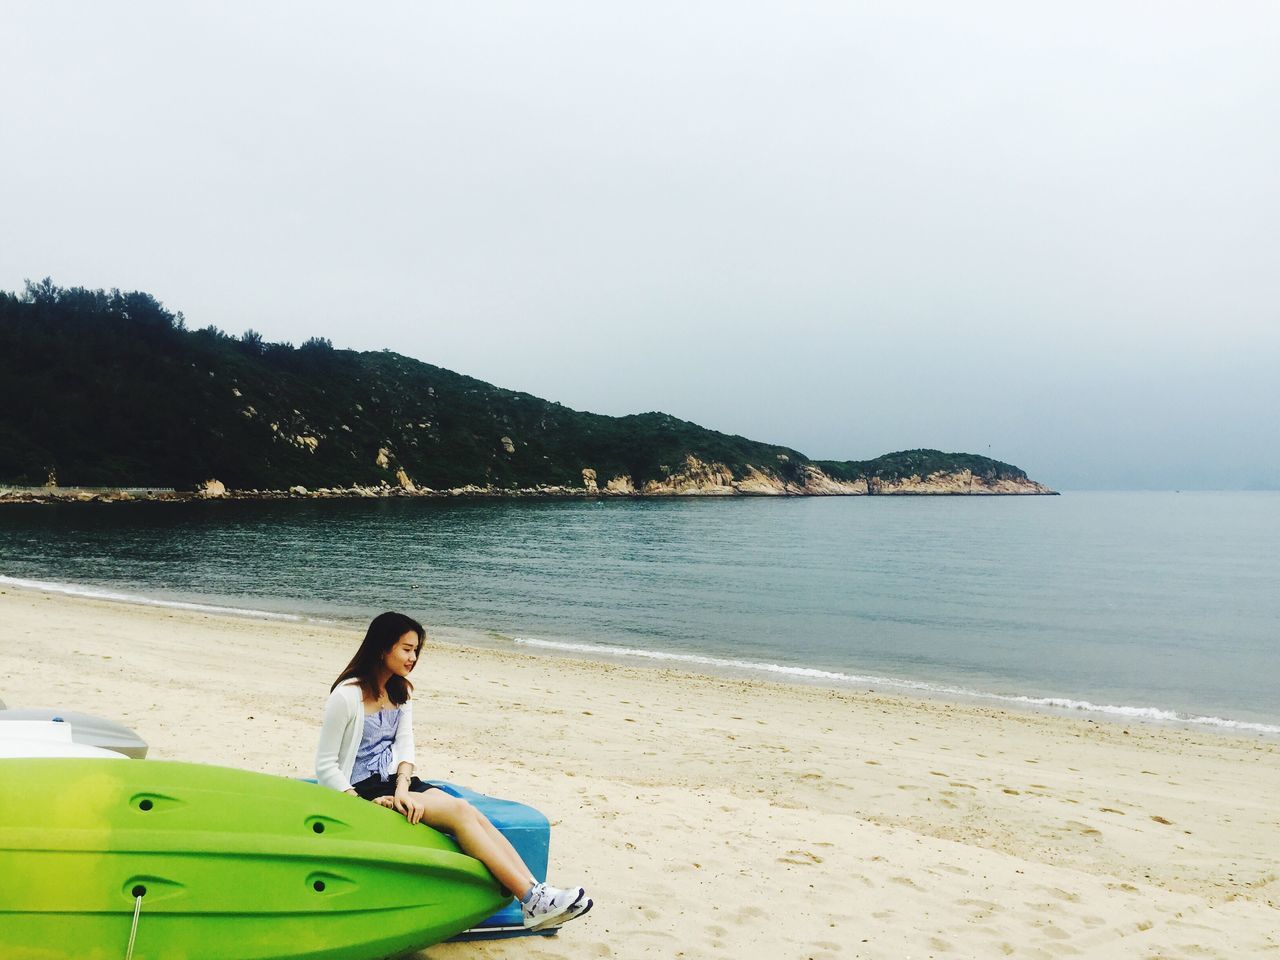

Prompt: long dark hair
[{"left": 332, "top": 611, "right": 425, "bottom": 705}]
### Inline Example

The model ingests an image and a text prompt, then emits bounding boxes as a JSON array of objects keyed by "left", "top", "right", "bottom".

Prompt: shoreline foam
[
  {"left": 0, "top": 574, "right": 312, "bottom": 622},
  {"left": 512, "top": 635, "right": 1280, "bottom": 736}
]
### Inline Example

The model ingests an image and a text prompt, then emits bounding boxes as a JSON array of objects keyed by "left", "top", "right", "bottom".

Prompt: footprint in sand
[
  {"left": 889, "top": 876, "right": 922, "bottom": 889},
  {"left": 1150, "top": 815, "right": 1174, "bottom": 825},
  {"left": 1064, "top": 821, "right": 1103, "bottom": 837},
  {"left": 958, "top": 898, "right": 1000, "bottom": 920},
  {"left": 1024, "top": 899, "right": 1068, "bottom": 917},
  {"left": 778, "top": 849, "right": 825, "bottom": 866},
  {"left": 1029, "top": 920, "right": 1070, "bottom": 940},
  {"left": 1171, "top": 943, "right": 1215, "bottom": 957},
  {"left": 1037, "top": 886, "right": 1081, "bottom": 903}
]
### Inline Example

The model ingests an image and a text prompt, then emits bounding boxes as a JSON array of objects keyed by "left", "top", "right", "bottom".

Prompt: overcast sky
[{"left": 3, "top": 2, "right": 1277, "bottom": 489}]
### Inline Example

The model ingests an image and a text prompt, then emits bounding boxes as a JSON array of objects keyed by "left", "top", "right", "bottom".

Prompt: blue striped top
[{"left": 350, "top": 707, "right": 400, "bottom": 783}]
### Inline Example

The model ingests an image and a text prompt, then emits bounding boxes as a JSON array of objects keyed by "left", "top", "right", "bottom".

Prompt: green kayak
[{"left": 0, "top": 759, "right": 509, "bottom": 959}]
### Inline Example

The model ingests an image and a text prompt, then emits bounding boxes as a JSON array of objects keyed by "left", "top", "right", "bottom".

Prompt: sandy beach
[{"left": 1, "top": 585, "right": 1277, "bottom": 959}]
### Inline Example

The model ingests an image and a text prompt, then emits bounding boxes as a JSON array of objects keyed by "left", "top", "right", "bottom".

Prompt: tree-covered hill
[
  {"left": 818, "top": 450, "right": 1030, "bottom": 485},
  {"left": 0, "top": 281, "right": 1049, "bottom": 495}
]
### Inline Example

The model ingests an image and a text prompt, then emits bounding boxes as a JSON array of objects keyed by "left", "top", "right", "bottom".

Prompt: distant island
[{"left": 0, "top": 280, "right": 1055, "bottom": 501}]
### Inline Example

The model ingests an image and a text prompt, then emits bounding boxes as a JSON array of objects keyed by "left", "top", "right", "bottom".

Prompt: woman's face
[{"left": 382, "top": 630, "right": 420, "bottom": 677}]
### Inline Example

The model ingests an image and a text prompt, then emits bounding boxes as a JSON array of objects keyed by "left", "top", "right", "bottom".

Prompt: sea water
[{"left": 1, "top": 492, "right": 1276, "bottom": 733}]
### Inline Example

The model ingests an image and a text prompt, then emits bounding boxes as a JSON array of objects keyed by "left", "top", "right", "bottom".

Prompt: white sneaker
[
  {"left": 522, "top": 882, "right": 587, "bottom": 931},
  {"left": 538, "top": 896, "right": 593, "bottom": 931}
]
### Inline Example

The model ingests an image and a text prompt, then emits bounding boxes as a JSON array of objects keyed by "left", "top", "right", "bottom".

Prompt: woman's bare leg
[
  {"left": 475, "top": 810, "right": 534, "bottom": 877},
  {"left": 406, "top": 792, "right": 532, "bottom": 896}
]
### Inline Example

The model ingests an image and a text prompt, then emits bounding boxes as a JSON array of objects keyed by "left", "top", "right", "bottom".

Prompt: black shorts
[{"left": 351, "top": 774, "right": 439, "bottom": 801}]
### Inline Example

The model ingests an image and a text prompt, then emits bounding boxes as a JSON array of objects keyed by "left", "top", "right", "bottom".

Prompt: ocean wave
[
  {"left": 0, "top": 575, "right": 306, "bottom": 622},
  {"left": 512, "top": 636, "right": 1280, "bottom": 735}
]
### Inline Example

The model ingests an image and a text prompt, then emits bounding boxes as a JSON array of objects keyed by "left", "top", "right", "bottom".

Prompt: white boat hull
[{"left": 0, "top": 709, "right": 149, "bottom": 758}]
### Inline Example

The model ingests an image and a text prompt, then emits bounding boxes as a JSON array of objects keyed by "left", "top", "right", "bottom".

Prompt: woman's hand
[
  {"left": 375, "top": 792, "right": 424, "bottom": 825},
  {"left": 393, "top": 791, "right": 426, "bottom": 825},
  {"left": 376, "top": 793, "right": 422, "bottom": 824}
]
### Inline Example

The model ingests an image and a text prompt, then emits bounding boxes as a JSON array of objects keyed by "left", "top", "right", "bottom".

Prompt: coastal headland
[
  {"left": 1, "top": 585, "right": 1273, "bottom": 959},
  {"left": 0, "top": 283, "right": 1055, "bottom": 501}
]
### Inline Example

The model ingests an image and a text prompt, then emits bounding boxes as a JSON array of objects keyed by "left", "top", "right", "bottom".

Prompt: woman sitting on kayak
[{"left": 316, "top": 611, "right": 592, "bottom": 931}]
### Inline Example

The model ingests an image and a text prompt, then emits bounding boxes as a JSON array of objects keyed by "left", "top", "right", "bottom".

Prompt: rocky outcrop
[
  {"left": 604, "top": 474, "right": 636, "bottom": 494},
  {"left": 573, "top": 457, "right": 1050, "bottom": 498},
  {"left": 0, "top": 486, "right": 180, "bottom": 504},
  {"left": 732, "top": 465, "right": 784, "bottom": 495},
  {"left": 793, "top": 464, "right": 868, "bottom": 495},
  {"left": 640, "top": 456, "right": 737, "bottom": 495},
  {"left": 867, "top": 469, "right": 1054, "bottom": 495},
  {"left": 198, "top": 479, "right": 227, "bottom": 498}
]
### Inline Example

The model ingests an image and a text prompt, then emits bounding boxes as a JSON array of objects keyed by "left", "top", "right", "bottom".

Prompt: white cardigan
[{"left": 315, "top": 679, "right": 416, "bottom": 792}]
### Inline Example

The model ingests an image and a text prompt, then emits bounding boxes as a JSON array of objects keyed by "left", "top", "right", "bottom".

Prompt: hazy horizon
[{"left": 3, "top": 2, "right": 1277, "bottom": 491}]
